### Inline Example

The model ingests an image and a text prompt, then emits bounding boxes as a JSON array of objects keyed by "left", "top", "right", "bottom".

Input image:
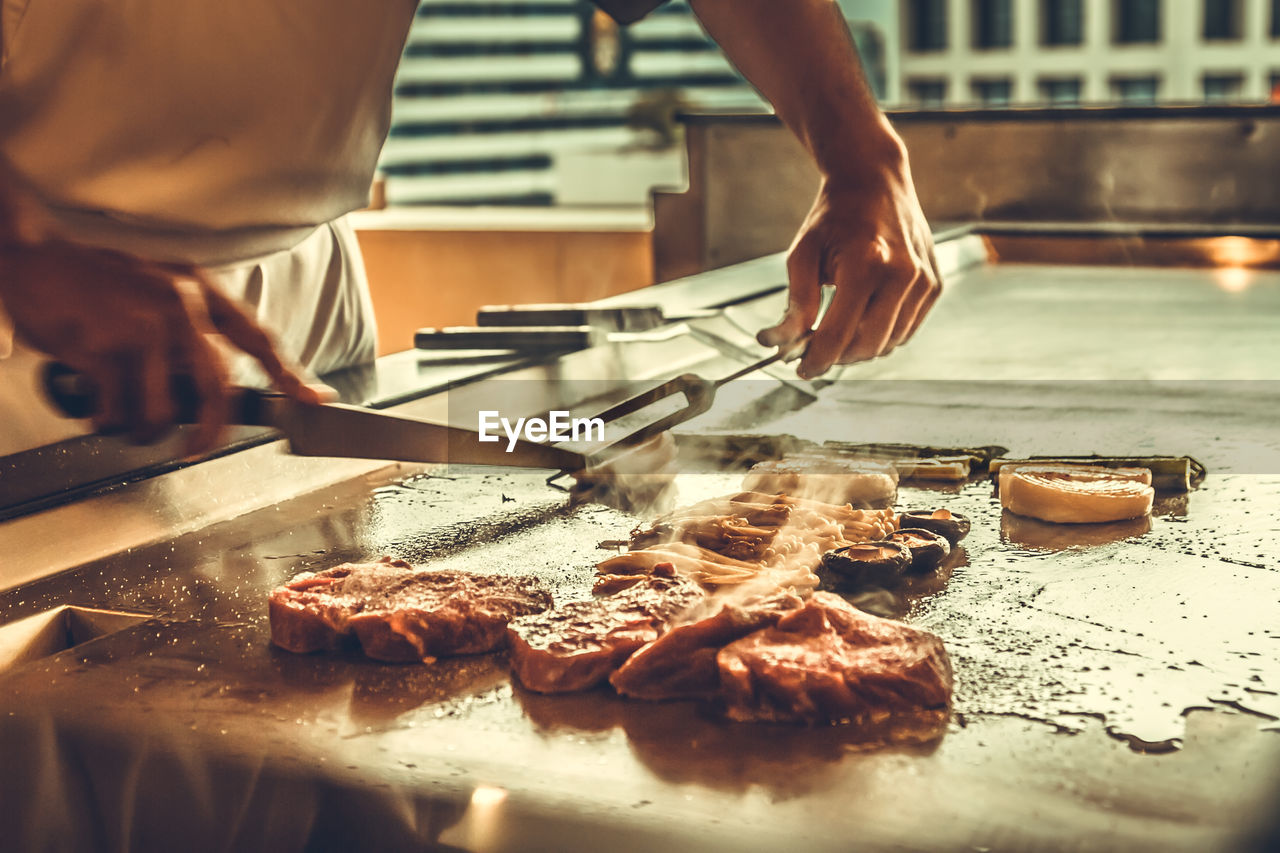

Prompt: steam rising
[{"left": 596, "top": 457, "right": 905, "bottom": 611}]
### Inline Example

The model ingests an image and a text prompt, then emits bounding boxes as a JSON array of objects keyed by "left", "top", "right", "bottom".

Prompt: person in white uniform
[{"left": 0, "top": 0, "right": 940, "bottom": 457}]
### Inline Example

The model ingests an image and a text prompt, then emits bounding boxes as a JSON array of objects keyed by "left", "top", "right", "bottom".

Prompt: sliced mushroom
[
  {"left": 819, "top": 541, "right": 912, "bottom": 588},
  {"left": 898, "top": 509, "right": 971, "bottom": 545},
  {"left": 884, "top": 527, "right": 951, "bottom": 572}
]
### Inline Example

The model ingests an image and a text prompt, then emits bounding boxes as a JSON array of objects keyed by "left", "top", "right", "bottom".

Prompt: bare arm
[{"left": 691, "top": 0, "right": 940, "bottom": 377}]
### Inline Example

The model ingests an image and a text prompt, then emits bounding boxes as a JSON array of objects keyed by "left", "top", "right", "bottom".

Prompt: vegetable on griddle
[
  {"left": 885, "top": 527, "right": 951, "bottom": 572},
  {"left": 820, "top": 541, "right": 912, "bottom": 588},
  {"left": 898, "top": 509, "right": 971, "bottom": 545},
  {"left": 989, "top": 455, "right": 1203, "bottom": 492},
  {"left": 1000, "top": 465, "right": 1154, "bottom": 524}
]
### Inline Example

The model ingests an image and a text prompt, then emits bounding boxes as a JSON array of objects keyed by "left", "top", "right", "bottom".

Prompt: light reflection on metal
[
  {"left": 441, "top": 784, "right": 509, "bottom": 852},
  {"left": 1205, "top": 236, "right": 1276, "bottom": 293},
  {"left": 470, "top": 784, "right": 508, "bottom": 809},
  {"left": 1204, "top": 235, "right": 1278, "bottom": 269},
  {"left": 1212, "top": 266, "right": 1254, "bottom": 294}
]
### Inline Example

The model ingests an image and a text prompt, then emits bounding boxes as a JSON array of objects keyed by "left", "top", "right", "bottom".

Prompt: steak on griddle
[
  {"left": 609, "top": 589, "right": 804, "bottom": 701},
  {"left": 507, "top": 565, "right": 704, "bottom": 694},
  {"left": 716, "top": 592, "right": 952, "bottom": 725},
  {"left": 269, "top": 557, "right": 552, "bottom": 662}
]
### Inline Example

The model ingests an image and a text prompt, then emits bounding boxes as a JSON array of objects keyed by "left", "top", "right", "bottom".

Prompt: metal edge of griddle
[
  {"left": 585, "top": 229, "right": 989, "bottom": 320},
  {"left": 678, "top": 102, "right": 1280, "bottom": 126},
  {"left": 974, "top": 221, "right": 1280, "bottom": 240}
]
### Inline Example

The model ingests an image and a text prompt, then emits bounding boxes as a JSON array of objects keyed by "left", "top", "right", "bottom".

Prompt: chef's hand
[
  {"left": 688, "top": 0, "right": 941, "bottom": 379},
  {"left": 0, "top": 239, "right": 324, "bottom": 455},
  {"left": 757, "top": 135, "right": 941, "bottom": 379}
]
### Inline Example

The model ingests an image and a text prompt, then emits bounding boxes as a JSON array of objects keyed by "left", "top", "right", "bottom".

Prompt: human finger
[
  {"left": 190, "top": 271, "right": 322, "bottom": 406},
  {"left": 841, "top": 274, "right": 911, "bottom": 363},
  {"left": 903, "top": 249, "right": 943, "bottom": 340},
  {"left": 758, "top": 229, "right": 823, "bottom": 350},
  {"left": 887, "top": 272, "right": 935, "bottom": 350},
  {"left": 166, "top": 282, "right": 231, "bottom": 457},
  {"left": 799, "top": 245, "right": 881, "bottom": 378},
  {"left": 88, "top": 357, "right": 129, "bottom": 436},
  {"left": 176, "top": 332, "right": 231, "bottom": 458},
  {"left": 135, "top": 325, "right": 175, "bottom": 443}
]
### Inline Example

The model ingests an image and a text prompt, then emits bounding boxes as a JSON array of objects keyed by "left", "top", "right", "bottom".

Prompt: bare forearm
[
  {"left": 692, "top": 0, "right": 939, "bottom": 374},
  {"left": 690, "top": 0, "right": 901, "bottom": 178}
]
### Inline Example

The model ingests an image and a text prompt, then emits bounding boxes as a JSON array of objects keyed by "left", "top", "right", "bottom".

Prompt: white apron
[{"left": 0, "top": 0, "right": 418, "bottom": 455}]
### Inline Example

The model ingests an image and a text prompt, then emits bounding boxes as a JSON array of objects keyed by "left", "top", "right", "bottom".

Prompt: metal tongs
[{"left": 574, "top": 333, "right": 811, "bottom": 459}]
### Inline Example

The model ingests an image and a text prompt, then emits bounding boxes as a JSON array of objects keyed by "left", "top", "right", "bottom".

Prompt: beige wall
[{"left": 354, "top": 226, "right": 653, "bottom": 356}]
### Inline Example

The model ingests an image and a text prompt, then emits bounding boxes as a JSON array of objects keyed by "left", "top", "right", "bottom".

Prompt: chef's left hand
[{"left": 758, "top": 133, "right": 941, "bottom": 379}]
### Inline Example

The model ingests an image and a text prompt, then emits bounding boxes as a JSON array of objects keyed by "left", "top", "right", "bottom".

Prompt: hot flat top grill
[
  {"left": 2, "top": 228, "right": 1277, "bottom": 852},
  {"left": 3, "top": 104, "right": 1280, "bottom": 850}
]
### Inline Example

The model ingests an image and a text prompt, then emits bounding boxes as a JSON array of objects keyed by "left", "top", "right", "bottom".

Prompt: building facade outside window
[
  {"left": 972, "top": 78, "right": 1014, "bottom": 105},
  {"left": 972, "top": 0, "right": 1014, "bottom": 49},
  {"left": 1042, "top": 0, "right": 1085, "bottom": 45},
  {"left": 1040, "top": 77, "right": 1083, "bottom": 104},
  {"left": 1203, "top": 0, "right": 1243, "bottom": 41},
  {"left": 908, "top": 78, "right": 949, "bottom": 106},
  {"left": 1111, "top": 75, "right": 1161, "bottom": 103},
  {"left": 1114, "top": 0, "right": 1162, "bottom": 44},
  {"left": 909, "top": 0, "right": 949, "bottom": 51},
  {"left": 1203, "top": 72, "right": 1244, "bottom": 101}
]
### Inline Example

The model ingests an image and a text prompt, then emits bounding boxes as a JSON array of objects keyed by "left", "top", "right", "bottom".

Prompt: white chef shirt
[{"left": 0, "top": 0, "right": 419, "bottom": 453}]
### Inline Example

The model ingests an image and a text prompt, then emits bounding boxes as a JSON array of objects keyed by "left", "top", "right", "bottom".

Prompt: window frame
[
  {"left": 972, "top": 0, "right": 1015, "bottom": 50},
  {"left": 1109, "top": 74, "right": 1162, "bottom": 105},
  {"left": 907, "top": 77, "right": 950, "bottom": 107},
  {"left": 1113, "top": 0, "right": 1162, "bottom": 45},
  {"left": 1041, "top": 0, "right": 1086, "bottom": 47},
  {"left": 1202, "top": 0, "right": 1243, "bottom": 42},
  {"left": 1038, "top": 76, "right": 1084, "bottom": 106},
  {"left": 908, "top": 0, "right": 949, "bottom": 52},
  {"left": 971, "top": 76, "right": 1015, "bottom": 106},
  {"left": 1201, "top": 71, "right": 1246, "bottom": 102}
]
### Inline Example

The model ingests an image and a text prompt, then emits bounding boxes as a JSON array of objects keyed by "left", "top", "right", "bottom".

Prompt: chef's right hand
[{"left": 0, "top": 239, "right": 324, "bottom": 455}]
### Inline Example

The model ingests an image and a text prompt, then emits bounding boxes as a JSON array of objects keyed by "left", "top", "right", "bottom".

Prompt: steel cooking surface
[
  {"left": 0, "top": 459, "right": 1276, "bottom": 851},
  {"left": 1, "top": 256, "right": 1277, "bottom": 851}
]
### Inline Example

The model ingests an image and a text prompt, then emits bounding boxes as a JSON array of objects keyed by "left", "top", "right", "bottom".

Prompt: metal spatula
[
  {"left": 43, "top": 338, "right": 806, "bottom": 474},
  {"left": 41, "top": 363, "right": 586, "bottom": 471}
]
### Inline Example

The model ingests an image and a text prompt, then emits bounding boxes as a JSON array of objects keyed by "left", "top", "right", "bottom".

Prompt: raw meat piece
[
  {"left": 269, "top": 557, "right": 552, "bottom": 662},
  {"left": 507, "top": 566, "right": 704, "bottom": 694},
  {"left": 609, "top": 589, "right": 804, "bottom": 701},
  {"left": 717, "top": 592, "right": 952, "bottom": 724}
]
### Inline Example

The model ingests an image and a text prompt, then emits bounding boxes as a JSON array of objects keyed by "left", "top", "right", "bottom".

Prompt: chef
[{"left": 0, "top": 0, "right": 939, "bottom": 457}]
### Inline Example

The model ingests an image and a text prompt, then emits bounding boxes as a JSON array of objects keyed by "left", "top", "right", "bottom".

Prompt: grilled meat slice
[
  {"left": 507, "top": 566, "right": 704, "bottom": 694},
  {"left": 717, "top": 592, "right": 952, "bottom": 725},
  {"left": 609, "top": 589, "right": 804, "bottom": 701},
  {"left": 269, "top": 557, "right": 552, "bottom": 662}
]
